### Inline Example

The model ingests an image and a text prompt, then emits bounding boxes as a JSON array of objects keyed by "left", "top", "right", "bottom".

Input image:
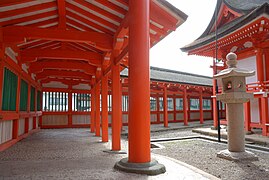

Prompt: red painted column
[
  {"left": 90, "top": 84, "right": 95, "bottom": 133},
  {"left": 256, "top": 48, "right": 264, "bottom": 82},
  {"left": 112, "top": 63, "right": 121, "bottom": 151},
  {"left": 67, "top": 87, "right": 72, "bottom": 127},
  {"left": 101, "top": 75, "right": 109, "bottom": 142},
  {"left": 163, "top": 86, "right": 168, "bottom": 127},
  {"left": 173, "top": 95, "right": 176, "bottom": 122},
  {"left": 264, "top": 48, "right": 269, "bottom": 81},
  {"left": 128, "top": 0, "right": 151, "bottom": 163},
  {"left": 199, "top": 89, "right": 204, "bottom": 124},
  {"left": 183, "top": 88, "right": 188, "bottom": 125},
  {"left": 156, "top": 94, "right": 160, "bottom": 123},
  {"left": 25, "top": 84, "right": 31, "bottom": 134},
  {"left": 13, "top": 74, "right": 21, "bottom": 139},
  {"left": 261, "top": 97, "right": 268, "bottom": 136},
  {"left": 0, "top": 31, "right": 4, "bottom": 111},
  {"left": 33, "top": 88, "right": 37, "bottom": 129},
  {"left": 95, "top": 82, "right": 101, "bottom": 136},
  {"left": 39, "top": 91, "right": 43, "bottom": 127},
  {"left": 212, "top": 80, "right": 218, "bottom": 128},
  {"left": 244, "top": 101, "right": 251, "bottom": 132}
]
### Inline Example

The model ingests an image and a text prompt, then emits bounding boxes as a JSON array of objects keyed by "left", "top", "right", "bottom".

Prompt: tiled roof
[
  {"left": 121, "top": 67, "right": 212, "bottom": 86},
  {"left": 225, "top": 0, "right": 269, "bottom": 11},
  {"left": 181, "top": 0, "right": 269, "bottom": 52}
]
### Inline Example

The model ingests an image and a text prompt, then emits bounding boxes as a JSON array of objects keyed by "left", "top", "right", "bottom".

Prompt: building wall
[{"left": 237, "top": 56, "right": 257, "bottom": 84}]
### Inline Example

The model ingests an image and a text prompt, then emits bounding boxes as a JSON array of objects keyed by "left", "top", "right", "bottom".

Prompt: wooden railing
[
  {"left": 246, "top": 81, "right": 269, "bottom": 92},
  {"left": 215, "top": 81, "right": 269, "bottom": 93}
]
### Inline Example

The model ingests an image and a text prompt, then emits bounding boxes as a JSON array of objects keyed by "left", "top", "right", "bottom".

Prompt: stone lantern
[{"left": 214, "top": 52, "right": 258, "bottom": 161}]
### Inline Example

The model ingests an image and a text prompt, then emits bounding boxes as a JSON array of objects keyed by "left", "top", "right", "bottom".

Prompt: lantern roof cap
[{"left": 214, "top": 52, "right": 255, "bottom": 79}]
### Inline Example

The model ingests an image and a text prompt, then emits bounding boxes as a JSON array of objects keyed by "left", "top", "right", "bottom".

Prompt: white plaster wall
[
  {"left": 0, "top": 120, "right": 13, "bottom": 144},
  {"left": 42, "top": 115, "right": 68, "bottom": 125},
  {"left": 176, "top": 113, "right": 183, "bottom": 120},
  {"left": 150, "top": 114, "right": 157, "bottom": 122},
  {"left": 18, "top": 118, "right": 25, "bottom": 136},
  {"left": 168, "top": 113, "right": 174, "bottom": 121},
  {"left": 250, "top": 98, "right": 260, "bottom": 123},
  {"left": 36, "top": 117, "right": 39, "bottom": 128},
  {"left": 29, "top": 117, "right": 33, "bottom": 131},
  {"left": 72, "top": 115, "right": 90, "bottom": 125},
  {"left": 204, "top": 112, "right": 212, "bottom": 119},
  {"left": 122, "top": 114, "right": 128, "bottom": 123},
  {"left": 160, "top": 113, "right": 164, "bottom": 122},
  {"left": 190, "top": 112, "right": 200, "bottom": 120},
  {"left": 237, "top": 56, "right": 257, "bottom": 84}
]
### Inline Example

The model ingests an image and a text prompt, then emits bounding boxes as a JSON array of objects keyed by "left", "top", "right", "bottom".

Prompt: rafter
[
  {"left": 0, "top": 9, "right": 58, "bottom": 27},
  {"left": 66, "top": 2, "right": 118, "bottom": 30},
  {"left": 20, "top": 49, "right": 102, "bottom": 66},
  {"left": 0, "top": 1, "right": 56, "bottom": 19},
  {"left": 2, "top": 26, "right": 113, "bottom": 51},
  {"left": 150, "top": 2, "right": 178, "bottom": 31},
  {"left": 29, "top": 60, "right": 96, "bottom": 75}
]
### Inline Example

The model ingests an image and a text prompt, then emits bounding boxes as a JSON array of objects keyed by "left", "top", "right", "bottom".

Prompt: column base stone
[
  {"left": 114, "top": 157, "right": 166, "bottom": 175},
  {"left": 217, "top": 149, "right": 258, "bottom": 161}
]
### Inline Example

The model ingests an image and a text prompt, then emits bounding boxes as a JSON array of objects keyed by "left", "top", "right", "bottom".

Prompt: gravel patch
[{"left": 151, "top": 129, "right": 269, "bottom": 180}]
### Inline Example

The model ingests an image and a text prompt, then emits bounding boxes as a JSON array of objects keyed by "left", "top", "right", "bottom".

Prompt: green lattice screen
[
  {"left": 30, "top": 86, "right": 35, "bottom": 111},
  {"left": 20, "top": 79, "right": 28, "bottom": 111},
  {"left": 2, "top": 68, "right": 18, "bottom": 111},
  {"left": 37, "top": 91, "right": 41, "bottom": 111}
]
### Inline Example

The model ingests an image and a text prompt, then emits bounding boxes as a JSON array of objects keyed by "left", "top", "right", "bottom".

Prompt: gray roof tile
[{"left": 121, "top": 67, "right": 212, "bottom": 86}]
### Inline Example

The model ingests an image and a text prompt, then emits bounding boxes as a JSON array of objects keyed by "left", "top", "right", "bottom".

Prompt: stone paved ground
[
  {"left": 0, "top": 128, "right": 217, "bottom": 180},
  {"left": 150, "top": 129, "right": 269, "bottom": 180}
]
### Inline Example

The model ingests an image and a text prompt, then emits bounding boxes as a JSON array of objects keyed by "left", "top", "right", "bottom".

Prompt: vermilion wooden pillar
[
  {"left": 264, "top": 49, "right": 269, "bottom": 81},
  {"left": 244, "top": 101, "right": 251, "bottom": 132},
  {"left": 156, "top": 94, "right": 160, "bottom": 123},
  {"left": 128, "top": 0, "right": 151, "bottom": 163},
  {"left": 163, "top": 86, "right": 168, "bottom": 127},
  {"left": 90, "top": 84, "right": 95, "bottom": 133},
  {"left": 256, "top": 48, "right": 264, "bottom": 82},
  {"left": 13, "top": 74, "right": 21, "bottom": 139},
  {"left": 212, "top": 79, "right": 218, "bottom": 128},
  {"left": 199, "top": 89, "right": 204, "bottom": 124},
  {"left": 25, "top": 84, "right": 31, "bottom": 134},
  {"left": 101, "top": 75, "right": 109, "bottom": 142},
  {"left": 33, "top": 88, "right": 37, "bottom": 129},
  {"left": 183, "top": 88, "right": 188, "bottom": 125},
  {"left": 261, "top": 97, "right": 268, "bottom": 136},
  {"left": 173, "top": 95, "right": 176, "bottom": 121},
  {"left": 95, "top": 82, "right": 101, "bottom": 136},
  {"left": 0, "top": 31, "right": 4, "bottom": 110},
  {"left": 39, "top": 91, "right": 43, "bottom": 127},
  {"left": 112, "top": 63, "right": 121, "bottom": 151}
]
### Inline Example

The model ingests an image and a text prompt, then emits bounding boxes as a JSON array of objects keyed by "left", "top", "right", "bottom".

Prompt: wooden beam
[
  {"left": 57, "top": 0, "right": 66, "bottom": 29},
  {"left": 2, "top": 26, "right": 113, "bottom": 51},
  {"left": 20, "top": 49, "right": 102, "bottom": 66},
  {"left": 40, "top": 77, "right": 90, "bottom": 86},
  {"left": 35, "top": 69, "right": 92, "bottom": 80},
  {"left": 29, "top": 60, "right": 96, "bottom": 75}
]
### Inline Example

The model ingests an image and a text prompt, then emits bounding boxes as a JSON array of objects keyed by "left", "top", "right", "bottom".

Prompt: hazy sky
[{"left": 150, "top": 0, "right": 217, "bottom": 77}]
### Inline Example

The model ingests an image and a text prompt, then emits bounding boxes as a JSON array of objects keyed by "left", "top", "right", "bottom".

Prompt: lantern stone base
[
  {"left": 217, "top": 149, "right": 258, "bottom": 161},
  {"left": 114, "top": 157, "right": 166, "bottom": 175}
]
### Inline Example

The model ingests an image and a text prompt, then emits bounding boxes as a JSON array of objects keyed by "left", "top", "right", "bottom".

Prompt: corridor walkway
[{"left": 0, "top": 128, "right": 217, "bottom": 179}]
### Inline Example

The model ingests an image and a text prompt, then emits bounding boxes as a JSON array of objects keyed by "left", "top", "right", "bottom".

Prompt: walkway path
[{"left": 0, "top": 127, "right": 218, "bottom": 179}]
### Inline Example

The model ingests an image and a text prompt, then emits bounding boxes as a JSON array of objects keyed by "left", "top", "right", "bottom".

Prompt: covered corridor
[{"left": 0, "top": 0, "right": 190, "bottom": 174}]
